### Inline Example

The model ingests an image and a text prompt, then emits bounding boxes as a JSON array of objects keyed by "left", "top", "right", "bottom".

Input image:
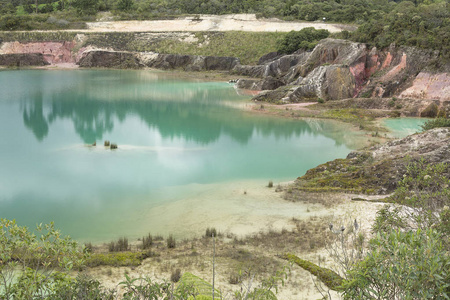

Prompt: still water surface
[{"left": 1, "top": 70, "right": 366, "bottom": 241}]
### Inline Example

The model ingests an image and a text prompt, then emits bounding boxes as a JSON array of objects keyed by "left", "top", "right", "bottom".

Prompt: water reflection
[
  {"left": 5, "top": 70, "right": 351, "bottom": 146},
  {"left": 23, "top": 92, "right": 48, "bottom": 141}
]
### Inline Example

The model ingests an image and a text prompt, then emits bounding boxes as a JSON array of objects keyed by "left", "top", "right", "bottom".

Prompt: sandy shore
[{"left": 86, "top": 185, "right": 385, "bottom": 299}]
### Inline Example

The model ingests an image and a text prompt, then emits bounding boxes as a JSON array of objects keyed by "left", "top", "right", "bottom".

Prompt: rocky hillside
[
  {"left": 242, "top": 39, "right": 449, "bottom": 104},
  {"left": 0, "top": 34, "right": 449, "bottom": 105},
  {"left": 284, "top": 127, "right": 450, "bottom": 196}
]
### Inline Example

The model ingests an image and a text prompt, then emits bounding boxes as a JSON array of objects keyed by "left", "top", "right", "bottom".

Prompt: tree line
[{"left": 0, "top": 0, "right": 448, "bottom": 58}]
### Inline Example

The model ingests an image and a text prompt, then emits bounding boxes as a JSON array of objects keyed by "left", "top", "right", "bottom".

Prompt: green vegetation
[
  {"left": 343, "top": 228, "right": 449, "bottom": 299},
  {"left": 72, "top": 0, "right": 99, "bottom": 16},
  {"left": 388, "top": 159, "right": 450, "bottom": 231},
  {"left": 146, "top": 31, "right": 285, "bottom": 65},
  {"left": 86, "top": 251, "right": 149, "bottom": 267},
  {"left": 421, "top": 117, "right": 450, "bottom": 131},
  {"left": 108, "top": 236, "right": 129, "bottom": 252},
  {"left": 277, "top": 27, "right": 329, "bottom": 54},
  {"left": 281, "top": 253, "right": 343, "bottom": 291},
  {"left": 167, "top": 234, "right": 176, "bottom": 248},
  {"left": 0, "top": 219, "right": 86, "bottom": 300},
  {"left": 205, "top": 227, "right": 217, "bottom": 238},
  {"left": 142, "top": 232, "right": 153, "bottom": 249},
  {"left": 177, "top": 272, "right": 222, "bottom": 299},
  {"left": 352, "top": 1, "right": 449, "bottom": 58}
]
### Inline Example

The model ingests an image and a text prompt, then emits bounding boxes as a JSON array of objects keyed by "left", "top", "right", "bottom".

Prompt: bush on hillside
[
  {"left": 421, "top": 118, "right": 450, "bottom": 131},
  {"left": 277, "top": 27, "right": 329, "bottom": 54}
]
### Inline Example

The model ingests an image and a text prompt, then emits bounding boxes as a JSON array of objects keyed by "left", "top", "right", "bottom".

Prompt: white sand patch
[{"left": 83, "top": 14, "right": 354, "bottom": 33}]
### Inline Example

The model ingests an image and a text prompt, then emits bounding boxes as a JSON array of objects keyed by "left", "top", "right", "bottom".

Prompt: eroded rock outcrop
[
  {"left": 236, "top": 76, "right": 284, "bottom": 90},
  {"left": 400, "top": 72, "right": 450, "bottom": 101},
  {"left": 0, "top": 53, "right": 49, "bottom": 66},
  {"left": 77, "top": 50, "right": 142, "bottom": 68},
  {"left": 0, "top": 41, "right": 76, "bottom": 64},
  {"left": 246, "top": 38, "right": 448, "bottom": 103},
  {"left": 139, "top": 52, "right": 240, "bottom": 71},
  {"left": 286, "top": 128, "right": 450, "bottom": 195}
]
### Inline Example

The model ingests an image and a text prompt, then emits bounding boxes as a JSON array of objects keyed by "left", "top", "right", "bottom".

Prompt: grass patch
[
  {"left": 86, "top": 251, "right": 153, "bottom": 267},
  {"left": 0, "top": 31, "right": 78, "bottom": 42},
  {"left": 132, "top": 31, "right": 286, "bottom": 65},
  {"left": 281, "top": 253, "right": 344, "bottom": 291},
  {"left": 289, "top": 154, "right": 386, "bottom": 195}
]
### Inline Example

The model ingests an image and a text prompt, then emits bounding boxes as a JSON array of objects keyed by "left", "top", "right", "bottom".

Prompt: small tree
[
  {"left": 277, "top": 27, "right": 330, "bottom": 54},
  {"left": 0, "top": 219, "right": 86, "bottom": 300},
  {"left": 116, "top": 0, "right": 134, "bottom": 12},
  {"left": 72, "top": 0, "right": 98, "bottom": 16}
]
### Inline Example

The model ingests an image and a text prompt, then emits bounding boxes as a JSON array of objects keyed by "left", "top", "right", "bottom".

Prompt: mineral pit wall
[{"left": 0, "top": 34, "right": 448, "bottom": 106}]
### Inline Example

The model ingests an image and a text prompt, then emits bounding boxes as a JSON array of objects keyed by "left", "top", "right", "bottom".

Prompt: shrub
[
  {"left": 171, "top": 269, "right": 182, "bottom": 283},
  {"left": 142, "top": 233, "right": 153, "bottom": 249},
  {"left": 109, "top": 237, "right": 129, "bottom": 252},
  {"left": 343, "top": 229, "right": 450, "bottom": 299},
  {"left": 268, "top": 180, "right": 273, "bottom": 188},
  {"left": 388, "top": 159, "right": 449, "bottom": 230},
  {"left": 205, "top": 227, "right": 217, "bottom": 238},
  {"left": 167, "top": 235, "right": 176, "bottom": 249},
  {"left": 277, "top": 27, "right": 330, "bottom": 54},
  {"left": 49, "top": 274, "right": 115, "bottom": 299},
  {"left": 421, "top": 117, "right": 450, "bottom": 131},
  {"left": 228, "top": 272, "right": 241, "bottom": 284},
  {"left": 0, "top": 219, "right": 86, "bottom": 299},
  {"left": 84, "top": 242, "right": 93, "bottom": 253}
]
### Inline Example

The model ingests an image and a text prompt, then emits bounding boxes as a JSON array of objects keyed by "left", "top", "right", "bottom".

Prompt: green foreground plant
[
  {"left": 343, "top": 228, "right": 449, "bottom": 299},
  {"left": 0, "top": 219, "right": 86, "bottom": 300}
]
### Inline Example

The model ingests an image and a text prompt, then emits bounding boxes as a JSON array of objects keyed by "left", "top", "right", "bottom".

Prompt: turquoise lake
[
  {"left": 1, "top": 69, "right": 375, "bottom": 242},
  {"left": 382, "top": 117, "right": 429, "bottom": 138}
]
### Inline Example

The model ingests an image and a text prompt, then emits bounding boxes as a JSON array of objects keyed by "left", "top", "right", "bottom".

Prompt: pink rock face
[
  {"left": 381, "top": 52, "right": 393, "bottom": 69},
  {"left": 365, "top": 54, "right": 380, "bottom": 78},
  {"left": 349, "top": 61, "right": 366, "bottom": 96},
  {"left": 0, "top": 41, "right": 76, "bottom": 64},
  {"left": 381, "top": 53, "right": 407, "bottom": 82},
  {"left": 400, "top": 73, "right": 450, "bottom": 100}
]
